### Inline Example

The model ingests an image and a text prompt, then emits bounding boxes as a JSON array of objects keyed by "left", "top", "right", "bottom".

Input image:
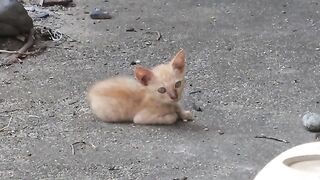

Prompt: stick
[
  {"left": 0, "top": 108, "right": 23, "bottom": 114},
  {"left": 254, "top": 135, "right": 289, "bottom": 143},
  {"left": 189, "top": 90, "right": 202, "bottom": 95},
  {"left": 70, "top": 141, "right": 86, "bottom": 155},
  {"left": 0, "top": 116, "right": 13, "bottom": 132},
  {"left": 3, "top": 28, "right": 35, "bottom": 65},
  {"left": 0, "top": 48, "right": 43, "bottom": 55}
]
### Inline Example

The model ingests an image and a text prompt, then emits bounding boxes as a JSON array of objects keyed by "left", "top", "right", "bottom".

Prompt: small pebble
[
  {"left": 37, "top": 12, "right": 49, "bottom": 18},
  {"left": 302, "top": 112, "right": 320, "bottom": 132},
  {"left": 192, "top": 102, "right": 203, "bottom": 112},
  {"left": 130, "top": 60, "right": 140, "bottom": 65},
  {"left": 126, "top": 27, "right": 136, "bottom": 32},
  {"left": 203, "top": 127, "right": 209, "bottom": 131},
  {"left": 90, "top": 8, "right": 112, "bottom": 19},
  {"left": 218, "top": 129, "right": 224, "bottom": 135},
  {"left": 24, "top": 6, "right": 35, "bottom": 12}
]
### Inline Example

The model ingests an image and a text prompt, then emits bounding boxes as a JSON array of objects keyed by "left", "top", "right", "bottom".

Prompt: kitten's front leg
[
  {"left": 176, "top": 105, "right": 193, "bottom": 121},
  {"left": 133, "top": 110, "right": 178, "bottom": 125}
]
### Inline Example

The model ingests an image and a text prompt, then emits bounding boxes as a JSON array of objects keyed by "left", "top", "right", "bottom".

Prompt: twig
[
  {"left": 255, "top": 135, "right": 289, "bottom": 143},
  {"left": 70, "top": 141, "right": 86, "bottom": 155},
  {"left": 189, "top": 90, "right": 202, "bottom": 95},
  {"left": 0, "top": 50, "right": 20, "bottom": 54},
  {"left": 0, "top": 116, "right": 13, "bottom": 132},
  {"left": 0, "top": 108, "right": 23, "bottom": 114},
  {"left": 0, "top": 47, "right": 46, "bottom": 56},
  {"left": 70, "top": 141, "right": 96, "bottom": 155}
]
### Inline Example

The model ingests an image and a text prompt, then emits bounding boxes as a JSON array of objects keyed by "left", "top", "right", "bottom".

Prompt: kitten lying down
[{"left": 87, "top": 49, "right": 192, "bottom": 125}]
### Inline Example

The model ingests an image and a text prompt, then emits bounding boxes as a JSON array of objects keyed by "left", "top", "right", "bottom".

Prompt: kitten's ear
[
  {"left": 135, "top": 66, "right": 153, "bottom": 86},
  {"left": 171, "top": 49, "right": 185, "bottom": 72}
]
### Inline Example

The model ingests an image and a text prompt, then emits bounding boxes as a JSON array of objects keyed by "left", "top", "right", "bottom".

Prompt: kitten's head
[{"left": 135, "top": 49, "right": 186, "bottom": 103}]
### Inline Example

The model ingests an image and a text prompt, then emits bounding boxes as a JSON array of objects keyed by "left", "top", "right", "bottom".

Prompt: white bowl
[{"left": 254, "top": 142, "right": 320, "bottom": 180}]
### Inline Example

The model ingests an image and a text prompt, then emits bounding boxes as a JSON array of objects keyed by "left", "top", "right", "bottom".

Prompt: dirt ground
[{"left": 0, "top": 0, "right": 319, "bottom": 179}]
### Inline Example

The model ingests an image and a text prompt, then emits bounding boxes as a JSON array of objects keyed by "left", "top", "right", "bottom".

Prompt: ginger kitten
[{"left": 87, "top": 49, "right": 192, "bottom": 124}]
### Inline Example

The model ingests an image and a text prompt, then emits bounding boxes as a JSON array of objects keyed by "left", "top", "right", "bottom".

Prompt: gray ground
[{"left": 1, "top": 0, "right": 319, "bottom": 179}]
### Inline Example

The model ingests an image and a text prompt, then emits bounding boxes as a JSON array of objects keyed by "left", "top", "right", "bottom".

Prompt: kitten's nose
[{"left": 168, "top": 91, "right": 178, "bottom": 100}]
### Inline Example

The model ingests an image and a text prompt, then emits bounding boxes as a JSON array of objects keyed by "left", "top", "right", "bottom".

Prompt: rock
[
  {"left": 0, "top": 0, "right": 34, "bottom": 36},
  {"left": 192, "top": 102, "right": 203, "bottom": 112},
  {"left": 37, "top": 12, "right": 49, "bottom": 18},
  {"left": 302, "top": 112, "right": 320, "bottom": 132},
  {"left": 218, "top": 129, "right": 224, "bottom": 135},
  {"left": 90, "top": 8, "right": 112, "bottom": 19},
  {"left": 24, "top": 6, "right": 35, "bottom": 12},
  {"left": 130, "top": 60, "right": 140, "bottom": 65},
  {"left": 39, "top": 0, "right": 73, "bottom": 7},
  {"left": 203, "top": 127, "right": 209, "bottom": 131},
  {"left": 145, "top": 41, "right": 152, "bottom": 45},
  {"left": 126, "top": 27, "right": 136, "bottom": 32}
]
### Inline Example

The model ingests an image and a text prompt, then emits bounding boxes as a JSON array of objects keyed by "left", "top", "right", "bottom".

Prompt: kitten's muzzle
[{"left": 168, "top": 90, "right": 178, "bottom": 100}]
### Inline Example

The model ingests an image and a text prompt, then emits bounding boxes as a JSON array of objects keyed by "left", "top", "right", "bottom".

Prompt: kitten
[{"left": 87, "top": 49, "right": 192, "bottom": 124}]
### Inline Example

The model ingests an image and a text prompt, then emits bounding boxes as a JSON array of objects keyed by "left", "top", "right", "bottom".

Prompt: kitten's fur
[{"left": 87, "top": 49, "right": 192, "bottom": 124}]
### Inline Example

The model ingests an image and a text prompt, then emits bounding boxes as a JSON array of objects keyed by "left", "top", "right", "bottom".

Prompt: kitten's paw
[{"left": 181, "top": 110, "right": 193, "bottom": 121}]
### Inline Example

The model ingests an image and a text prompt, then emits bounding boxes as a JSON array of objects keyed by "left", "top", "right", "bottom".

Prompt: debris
[
  {"left": 0, "top": 0, "right": 33, "bottom": 36},
  {"left": 90, "top": 8, "right": 112, "bottom": 19},
  {"left": 71, "top": 141, "right": 86, "bottom": 155},
  {"left": 145, "top": 41, "right": 152, "bottom": 45},
  {"left": 146, "top": 31, "right": 162, "bottom": 41},
  {"left": 68, "top": 100, "right": 79, "bottom": 105},
  {"left": 130, "top": 60, "right": 140, "bottom": 65},
  {"left": 24, "top": 6, "right": 35, "bottom": 12},
  {"left": 0, "top": 116, "right": 13, "bottom": 132},
  {"left": 126, "top": 27, "right": 136, "bottom": 32},
  {"left": 39, "top": 0, "right": 73, "bottom": 6},
  {"left": 36, "top": 26, "right": 63, "bottom": 41},
  {"left": 0, "top": 108, "right": 23, "bottom": 114},
  {"left": 0, "top": 0, "right": 35, "bottom": 65},
  {"left": 302, "top": 112, "right": 320, "bottom": 132},
  {"left": 254, "top": 134, "right": 289, "bottom": 143},
  {"left": 189, "top": 90, "right": 202, "bottom": 95},
  {"left": 192, "top": 102, "right": 203, "bottom": 112},
  {"left": 108, "top": 166, "right": 119, "bottom": 171},
  {"left": 37, "top": 12, "right": 49, "bottom": 18},
  {"left": 70, "top": 141, "right": 96, "bottom": 155},
  {"left": 173, "top": 177, "right": 187, "bottom": 180},
  {"left": 218, "top": 129, "right": 224, "bottom": 135}
]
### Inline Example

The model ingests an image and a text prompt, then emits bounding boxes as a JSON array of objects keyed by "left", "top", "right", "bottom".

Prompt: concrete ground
[{"left": 0, "top": 0, "right": 319, "bottom": 179}]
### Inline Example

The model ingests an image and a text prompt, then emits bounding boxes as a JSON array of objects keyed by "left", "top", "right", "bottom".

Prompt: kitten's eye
[
  {"left": 157, "top": 87, "right": 166, "bottom": 94},
  {"left": 175, "top": 81, "right": 182, "bottom": 88}
]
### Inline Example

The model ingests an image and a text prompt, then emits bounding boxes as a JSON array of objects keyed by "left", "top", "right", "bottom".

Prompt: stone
[
  {"left": 37, "top": 12, "right": 50, "bottom": 18},
  {"left": 0, "top": 0, "right": 33, "bottom": 36},
  {"left": 302, "top": 112, "right": 320, "bottom": 132},
  {"left": 90, "top": 8, "right": 112, "bottom": 19},
  {"left": 126, "top": 27, "right": 136, "bottom": 32}
]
